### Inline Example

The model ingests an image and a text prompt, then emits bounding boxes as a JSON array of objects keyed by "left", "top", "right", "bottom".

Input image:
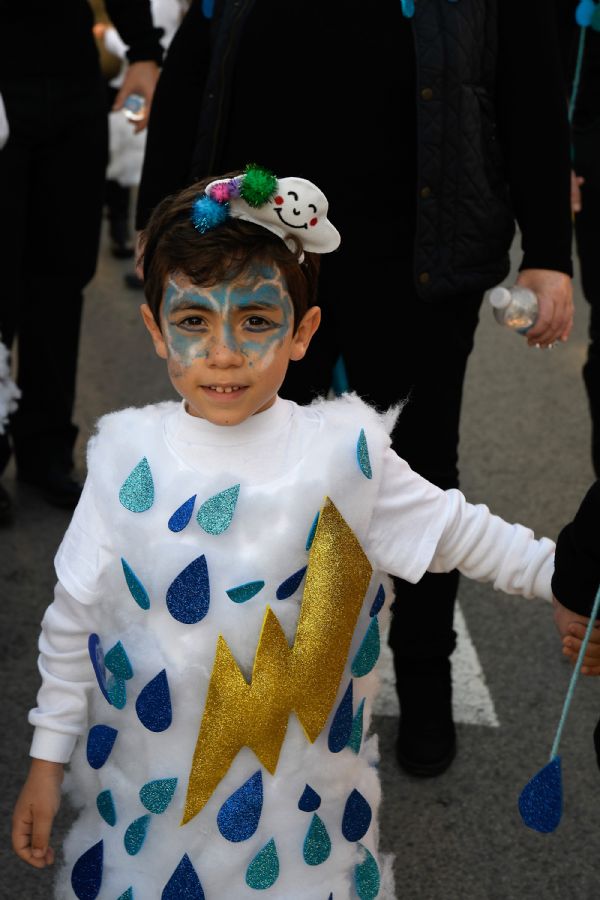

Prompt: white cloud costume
[{"left": 29, "top": 394, "right": 555, "bottom": 899}]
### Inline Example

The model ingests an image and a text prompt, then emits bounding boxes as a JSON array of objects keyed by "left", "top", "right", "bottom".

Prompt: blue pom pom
[{"left": 191, "top": 196, "right": 230, "bottom": 234}]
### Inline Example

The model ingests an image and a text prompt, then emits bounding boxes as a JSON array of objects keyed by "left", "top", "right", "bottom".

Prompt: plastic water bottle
[{"left": 488, "top": 285, "right": 538, "bottom": 334}]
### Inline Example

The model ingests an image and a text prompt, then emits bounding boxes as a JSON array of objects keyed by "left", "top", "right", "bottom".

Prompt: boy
[{"left": 10, "top": 167, "right": 593, "bottom": 899}]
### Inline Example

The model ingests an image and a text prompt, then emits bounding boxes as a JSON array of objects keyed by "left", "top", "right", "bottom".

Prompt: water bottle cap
[{"left": 489, "top": 286, "right": 511, "bottom": 309}]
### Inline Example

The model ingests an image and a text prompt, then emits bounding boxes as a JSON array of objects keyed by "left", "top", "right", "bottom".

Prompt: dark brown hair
[{"left": 140, "top": 173, "right": 320, "bottom": 332}]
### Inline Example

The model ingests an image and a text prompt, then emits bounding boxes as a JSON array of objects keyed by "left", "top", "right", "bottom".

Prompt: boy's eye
[
  {"left": 244, "top": 315, "right": 275, "bottom": 331},
  {"left": 175, "top": 315, "right": 207, "bottom": 330}
]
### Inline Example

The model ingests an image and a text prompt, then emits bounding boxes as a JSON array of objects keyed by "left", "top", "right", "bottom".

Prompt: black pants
[
  {"left": 281, "top": 254, "right": 483, "bottom": 665},
  {"left": 0, "top": 74, "right": 108, "bottom": 475}
]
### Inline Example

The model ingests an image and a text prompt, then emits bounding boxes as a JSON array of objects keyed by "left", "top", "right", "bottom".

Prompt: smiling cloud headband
[{"left": 190, "top": 164, "right": 341, "bottom": 261}]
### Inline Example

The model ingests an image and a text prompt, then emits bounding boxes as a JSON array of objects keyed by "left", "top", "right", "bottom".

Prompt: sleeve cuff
[{"left": 30, "top": 728, "right": 78, "bottom": 764}]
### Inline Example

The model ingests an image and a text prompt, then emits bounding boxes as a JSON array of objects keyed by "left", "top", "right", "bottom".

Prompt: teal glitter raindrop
[
  {"left": 197, "top": 483, "right": 240, "bottom": 535},
  {"left": 107, "top": 676, "right": 126, "bottom": 709},
  {"left": 347, "top": 698, "right": 365, "bottom": 754},
  {"left": 351, "top": 618, "right": 380, "bottom": 677},
  {"left": 226, "top": 581, "right": 265, "bottom": 604},
  {"left": 124, "top": 815, "right": 151, "bottom": 856},
  {"left": 217, "top": 770, "right": 263, "bottom": 842},
  {"left": 168, "top": 495, "right": 196, "bottom": 532},
  {"left": 140, "top": 778, "right": 178, "bottom": 814},
  {"left": 117, "top": 889, "right": 133, "bottom": 900},
  {"left": 104, "top": 641, "right": 133, "bottom": 680},
  {"left": 245, "top": 838, "right": 279, "bottom": 889},
  {"left": 356, "top": 429, "right": 372, "bottom": 479},
  {"left": 303, "top": 814, "right": 331, "bottom": 865},
  {"left": 328, "top": 681, "right": 353, "bottom": 752},
  {"left": 306, "top": 511, "right": 319, "bottom": 551},
  {"left": 119, "top": 457, "right": 154, "bottom": 512},
  {"left": 96, "top": 789, "right": 116, "bottom": 826},
  {"left": 121, "top": 558, "right": 150, "bottom": 610},
  {"left": 354, "top": 843, "right": 380, "bottom": 900}
]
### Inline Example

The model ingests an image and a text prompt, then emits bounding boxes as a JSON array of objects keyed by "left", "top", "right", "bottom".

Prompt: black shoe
[
  {"left": 124, "top": 271, "right": 144, "bottom": 291},
  {"left": 396, "top": 717, "right": 456, "bottom": 777},
  {"left": 0, "top": 481, "right": 13, "bottom": 525},
  {"left": 18, "top": 466, "right": 82, "bottom": 510}
]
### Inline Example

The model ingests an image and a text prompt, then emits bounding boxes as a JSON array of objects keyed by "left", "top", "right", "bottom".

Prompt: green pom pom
[{"left": 240, "top": 164, "right": 278, "bottom": 208}]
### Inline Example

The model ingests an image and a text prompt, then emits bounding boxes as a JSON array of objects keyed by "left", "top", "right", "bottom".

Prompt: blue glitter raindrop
[
  {"left": 104, "top": 641, "right": 133, "bottom": 680},
  {"left": 136, "top": 669, "right": 172, "bottom": 732},
  {"left": 117, "top": 889, "right": 133, "bottom": 900},
  {"left": 201, "top": 0, "right": 214, "bottom": 19},
  {"left": 342, "top": 789, "right": 372, "bottom": 842},
  {"left": 328, "top": 681, "right": 354, "bottom": 752},
  {"left": 369, "top": 584, "right": 385, "bottom": 617},
  {"left": 119, "top": 457, "right": 154, "bottom": 512},
  {"left": 226, "top": 580, "right": 265, "bottom": 604},
  {"left": 306, "top": 512, "right": 319, "bottom": 551},
  {"left": 351, "top": 618, "right": 380, "bottom": 677},
  {"left": 88, "top": 634, "right": 110, "bottom": 704},
  {"left": 217, "top": 770, "right": 263, "bottom": 842},
  {"left": 168, "top": 495, "right": 196, "bottom": 532},
  {"left": 347, "top": 698, "right": 365, "bottom": 754},
  {"left": 356, "top": 429, "right": 372, "bottom": 479},
  {"left": 518, "top": 756, "right": 562, "bottom": 833},
  {"left": 86, "top": 724, "right": 118, "bottom": 769},
  {"left": 124, "top": 815, "right": 151, "bottom": 855},
  {"left": 96, "top": 790, "right": 116, "bottom": 826},
  {"left": 400, "top": 0, "right": 415, "bottom": 18},
  {"left": 107, "top": 676, "right": 126, "bottom": 709},
  {"left": 298, "top": 784, "right": 321, "bottom": 812},
  {"left": 197, "top": 483, "right": 240, "bottom": 535},
  {"left": 303, "top": 814, "right": 331, "bottom": 865},
  {"left": 71, "top": 840, "right": 103, "bottom": 900},
  {"left": 355, "top": 843, "right": 380, "bottom": 900},
  {"left": 162, "top": 853, "right": 205, "bottom": 899},
  {"left": 140, "top": 778, "right": 178, "bottom": 814},
  {"left": 121, "top": 558, "right": 150, "bottom": 610},
  {"left": 166, "top": 554, "right": 210, "bottom": 624},
  {"left": 276, "top": 566, "right": 307, "bottom": 600},
  {"left": 245, "top": 838, "right": 279, "bottom": 889},
  {"left": 576, "top": 0, "right": 595, "bottom": 26}
]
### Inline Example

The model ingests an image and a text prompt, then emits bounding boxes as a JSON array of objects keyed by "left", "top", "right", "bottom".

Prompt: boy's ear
[
  {"left": 140, "top": 303, "right": 168, "bottom": 359},
  {"left": 290, "top": 306, "right": 321, "bottom": 362}
]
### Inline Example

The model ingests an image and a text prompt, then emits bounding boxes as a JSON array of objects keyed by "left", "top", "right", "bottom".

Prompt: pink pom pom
[{"left": 209, "top": 182, "right": 231, "bottom": 203}]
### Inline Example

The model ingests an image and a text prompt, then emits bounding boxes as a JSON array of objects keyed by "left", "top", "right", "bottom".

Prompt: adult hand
[
  {"left": 553, "top": 596, "right": 600, "bottom": 676},
  {"left": 112, "top": 60, "right": 160, "bottom": 134},
  {"left": 571, "top": 170, "right": 584, "bottom": 215},
  {"left": 515, "top": 268, "right": 573, "bottom": 348}
]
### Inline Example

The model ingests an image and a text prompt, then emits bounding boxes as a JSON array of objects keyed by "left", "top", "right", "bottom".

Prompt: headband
[{"left": 190, "top": 164, "right": 341, "bottom": 262}]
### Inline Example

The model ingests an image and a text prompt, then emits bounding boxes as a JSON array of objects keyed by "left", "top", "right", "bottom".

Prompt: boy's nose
[{"left": 207, "top": 338, "right": 243, "bottom": 366}]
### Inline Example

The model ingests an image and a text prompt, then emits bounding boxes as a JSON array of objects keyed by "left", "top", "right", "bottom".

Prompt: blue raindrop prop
[
  {"left": 119, "top": 457, "right": 154, "bottom": 512},
  {"left": 298, "top": 784, "right": 321, "bottom": 812},
  {"left": 117, "top": 889, "right": 133, "bottom": 900},
  {"left": 166, "top": 554, "right": 210, "bottom": 624},
  {"left": 342, "top": 789, "right": 372, "bottom": 842},
  {"left": 96, "top": 790, "right": 116, "bottom": 826},
  {"left": 369, "top": 584, "right": 385, "bottom": 617},
  {"left": 88, "top": 633, "right": 110, "bottom": 704},
  {"left": 140, "top": 778, "right": 178, "bottom": 814},
  {"left": 303, "top": 814, "right": 331, "bottom": 865},
  {"left": 331, "top": 354, "right": 349, "bottom": 396},
  {"left": 124, "top": 815, "right": 151, "bottom": 856},
  {"left": 276, "top": 566, "right": 307, "bottom": 600},
  {"left": 162, "top": 853, "right": 205, "bottom": 900},
  {"left": 328, "top": 681, "right": 354, "bottom": 752},
  {"left": 226, "top": 580, "right": 265, "bottom": 604},
  {"left": 356, "top": 429, "right": 372, "bottom": 479},
  {"left": 168, "top": 494, "right": 196, "bottom": 532},
  {"left": 306, "top": 512, "right": 319, "bottom": 551},
  {"left": 347, "top": 698, "right": 365, "bottom": 754},
  {"left": 136, "top": 669, "right": 172, "bottom": 732},
  {"left": 121, "top": 558, "right": 150, "bottom": 610},
  {"left": 400, "top": 0, "right": 415, "bottom": 17},
  {"left": 217, "top": 770, "right": 263, "bottom": 842},
  {"left": 518, "top": 583, "right": 600, "bottom": 833},
  {"left": 354, "top": 843, "right": 380, "bottom": 900},
  {"left": 86, "top": 724, "right": 118, "bottom": 769},
  {"left": 105, "top": 641, "right": 134, "bottom": 680},
  {"left": 71, "top": 840, "right": 103, "bottom": 900},
  {"left": 107, "top": 676, "right": 126, "bottom": 709},
  {"left": 197, "top": 483, "right": 240, "bottom": 535},
  {"left": 576, "top": 0, "right": 595, "bottom": 26},
  {"left": 245, "top": 838, "right": 279, "bottom": 889},
  {"left": 202, "top": 0, "right": 215, "bottom": 19},
  {"left": 351, "top": 618, "right": 380, "bottom": 677}
]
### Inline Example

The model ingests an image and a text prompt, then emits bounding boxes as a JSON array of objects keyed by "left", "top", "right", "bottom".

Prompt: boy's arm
[{"left": 12, "top": 759, "right": 63, "bottom": 868}]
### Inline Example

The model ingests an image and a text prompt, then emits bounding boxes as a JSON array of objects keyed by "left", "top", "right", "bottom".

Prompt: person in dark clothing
[
  {"left": 0, "top": 1, "right": 163, "bottom": 518},
  {"left": 134, "top": 0, "right": 574, "bottom": 778}
]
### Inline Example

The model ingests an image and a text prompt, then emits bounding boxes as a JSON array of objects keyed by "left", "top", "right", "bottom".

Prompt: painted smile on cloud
[{"left": 273, "top": 192, "right": 318, "bottom": 230}]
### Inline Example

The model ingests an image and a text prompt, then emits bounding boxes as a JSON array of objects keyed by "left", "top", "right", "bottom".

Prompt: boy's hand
[
  {"left": 553, "top": 596, "right": 600, "bottom": 676},
  {"left": 12, "top": 759, "right": 64, "bottom": 868}
]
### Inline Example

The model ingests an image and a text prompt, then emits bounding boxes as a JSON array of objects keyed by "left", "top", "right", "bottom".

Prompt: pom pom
[
  {"left": 191, "top": 195, "right": 230, "bottom": 234},
  {"left": 240, "top": 164, "right": 278, "bottom": 208},
  {"left": 228, "top": 176, "right": 242, "bottom": 198},
  {"left": 209, "top": 182, "right": 232, "bottom": 203}
]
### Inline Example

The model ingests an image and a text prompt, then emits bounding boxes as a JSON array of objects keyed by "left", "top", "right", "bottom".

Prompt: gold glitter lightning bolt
[{"left": 181, "top": 497, "right": 372, "bottom": 824}]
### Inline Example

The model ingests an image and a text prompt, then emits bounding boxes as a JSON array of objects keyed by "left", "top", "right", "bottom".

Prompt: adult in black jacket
[
  {"left": 0, "top": 1, "right": 163, "bottom": 516},
  {"left": 135, "top": 0, "right": 574, "bottom": 777}
]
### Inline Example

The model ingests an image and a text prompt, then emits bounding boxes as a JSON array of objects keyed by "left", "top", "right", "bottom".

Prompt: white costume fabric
[{"left": 30, "top": 395, "right": 555, "bottom": 900}]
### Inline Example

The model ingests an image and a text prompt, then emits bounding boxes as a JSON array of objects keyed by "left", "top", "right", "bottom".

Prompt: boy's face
[{"left": 141, "top": 263, "right": 320, "bottom": 426}]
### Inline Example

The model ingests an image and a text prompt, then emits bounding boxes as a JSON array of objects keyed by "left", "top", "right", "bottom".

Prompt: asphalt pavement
[{"left": 0, "top": 222, "right": 598, "bottom": 900}]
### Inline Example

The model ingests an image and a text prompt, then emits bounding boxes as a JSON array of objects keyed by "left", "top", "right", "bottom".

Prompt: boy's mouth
[{"left": 204, "top": 384, "right": 247, "bottom": 395}]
